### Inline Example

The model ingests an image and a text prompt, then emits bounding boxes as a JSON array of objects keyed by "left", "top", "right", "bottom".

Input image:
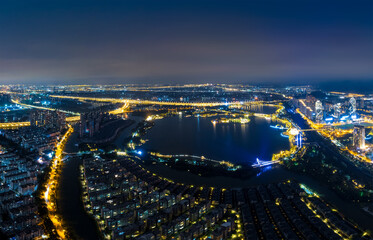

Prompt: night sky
[{"left": 0, "top": 0, "right": 372, "bottom": 85}]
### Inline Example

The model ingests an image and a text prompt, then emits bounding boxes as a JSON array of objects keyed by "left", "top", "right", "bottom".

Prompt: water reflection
[
  {"left": 256, "top": 165, "right": 272, "bottom": 177},
  {"left": 144, "top": 116, "right": 290, "bottom": 164}
]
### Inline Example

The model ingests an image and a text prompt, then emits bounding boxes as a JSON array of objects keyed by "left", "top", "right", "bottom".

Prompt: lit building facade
[
  {"left": 353, "top": 125, "right": 365, "bottom": 150},
  {"left": 349, "top": 97, "right": 356, "bottom": 116},
  {"left": 30, "top": 110, "right": 66, "bottom": 130},
  {"left": 79, "top": 111, "right": 105, "bottom": 138},
  {"left": 333, "top": 103, "right": 341, "bottom": 119},
  {"left": 315, "top": 100, "right": 323, "bottom": 123}
]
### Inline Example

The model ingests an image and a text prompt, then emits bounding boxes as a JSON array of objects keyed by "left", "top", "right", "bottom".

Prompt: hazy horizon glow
[{"left": 0, "top": 0, "right": 372, "bottom": 84}]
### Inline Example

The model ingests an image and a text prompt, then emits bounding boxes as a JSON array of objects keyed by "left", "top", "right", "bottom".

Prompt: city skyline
[{"left": 1, "top": 1, "right": 373, "bottom": 239}]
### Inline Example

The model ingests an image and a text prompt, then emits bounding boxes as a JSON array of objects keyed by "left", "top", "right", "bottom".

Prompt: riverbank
[
  {"left": 57, "top": 156, "right": 103, "bottom": 240},
  {"left": 56, "top": 117, "right": 143, "bottom": 239},
  {"left": 81, "top": 119, "right": 134, "bottom": 144}
]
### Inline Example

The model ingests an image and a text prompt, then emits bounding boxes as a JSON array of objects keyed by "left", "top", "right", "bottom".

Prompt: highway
[
  {"left": 0, "top": 122, "right": 30, "bottom": 129},
  {"left": 50, "top": 94, "right": 285, "bottom": 107},
  {"left": 11, "top": 99, "right": 80, "bottom": 115},
  {"left": 49, "top": 95, "right": 240, "bottom": 106}
]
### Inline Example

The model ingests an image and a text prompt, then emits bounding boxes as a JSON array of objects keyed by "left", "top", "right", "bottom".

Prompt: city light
[{"left": 41, "top": 125, "right": 74, "bottom": 239}]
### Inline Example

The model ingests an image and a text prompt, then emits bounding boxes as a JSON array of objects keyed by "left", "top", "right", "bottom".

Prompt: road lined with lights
[
  {"left": 42, "top": 125, "right": 74, "bottom": 239},
  {"left": 11, "top": 99, "right": 80, "bottom": 115},
  {"left": 0, "top": 121, "right": 30, "bottom": 128},
  {"left": 49, "top": 94, "right": 241, "bottom": 106},
  {"left": 50, "top": 94, "right": 287, "bottom": 107},
  {"left": 108, "top": 101, "right": 130, "bottom": 114}
]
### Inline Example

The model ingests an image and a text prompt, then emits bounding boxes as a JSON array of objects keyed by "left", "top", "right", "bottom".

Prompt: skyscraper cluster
[
  {"left": 29, "top": 110, "right": 66, "bottom": 131},
  {"left": 79, "top": 111, "right": 105, "bottom": 138}
]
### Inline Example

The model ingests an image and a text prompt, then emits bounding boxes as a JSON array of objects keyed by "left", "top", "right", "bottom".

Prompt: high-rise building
[
  {"left": 30, "top": 110, "right": 66, "bottom": 130},
  {"left": 315, "top": 100, "right": 323, "bottom": 123},
  {"left": 353, "top": 125, "right": 365, "bottom": 150},
  {"left": 79, "top": 111, "right": 105, "bottom": 138},
  {"left": 349, "top": 97, "right": 356, "bottom": 116},
  {"left": 333, "top": 103, "right": 341, "bottom": 119}
]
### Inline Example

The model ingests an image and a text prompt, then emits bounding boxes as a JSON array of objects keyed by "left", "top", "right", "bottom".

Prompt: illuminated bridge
[
  {"left": 252, "top": 158, "right": 280, "bottom": 168},
  {"left": 11, "top": 99, "right": 80, "bottom": 116},
  {"left": 0, "top": 122, "right": 30, "bottom": 129},
  {"left": 49, "top": 95, "right": 247, "bottom": 107},
  {"left": 0, "top": 117, "right": 81, "bottom": 130}
]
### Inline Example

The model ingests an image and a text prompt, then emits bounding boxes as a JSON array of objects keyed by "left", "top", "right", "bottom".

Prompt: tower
[
  {"left": 333, "top": 103, "right": 341, "bottom": 119},
  {"left": 353, "top": 125, "right": 365, "bottom": 150},
  {"left": 315, "top": 100, "right": 323, "bottom": 123},
  {"left": 349, "top": 97, "right": 356, "bottom": 116}
]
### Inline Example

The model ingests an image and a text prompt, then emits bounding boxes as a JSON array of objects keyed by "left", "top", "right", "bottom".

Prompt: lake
[{"left": 143, "top": 115, "right": 290, "bottom": 165}]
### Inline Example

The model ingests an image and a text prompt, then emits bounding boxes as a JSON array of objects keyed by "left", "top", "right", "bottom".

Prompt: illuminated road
[
  {"left": 42, "top": 125, "right": 74, "bottom": 239},
  {"left": 0, "top": 118, "right": 80, "bottom": 129},
  {"left": 50, "top": 94, "right": 287, "bottom": 107},
  {"left": 11, "top": 99, "right": 80, "bottom": 115},
  {"left": 108, "top": 101, "right": 130, "bottom": 114},
  {"left": 0, "top": 121, "right": 30, "bottom": 129},
  {"left": 50, "top": 95, "right": 238, "bottom": 106}
]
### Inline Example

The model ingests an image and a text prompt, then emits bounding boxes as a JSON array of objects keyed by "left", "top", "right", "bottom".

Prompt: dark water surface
[
  {"left": 58, "top": 127, "right": 102, "bottom": 240},
  {"left": 143, "top": 115, "right": 290, "bottom": 165}
]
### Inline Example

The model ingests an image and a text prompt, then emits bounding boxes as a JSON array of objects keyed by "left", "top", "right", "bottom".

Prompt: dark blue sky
[{"left": 0, "top": 0, "right": 372, "bottom": 84}]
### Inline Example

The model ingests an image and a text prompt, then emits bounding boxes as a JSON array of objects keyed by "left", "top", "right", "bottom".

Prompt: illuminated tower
[
  {"left": 333, "top": 103, "right": 341, "bottom": 119},
  {"left": 315, "top": 100, "right": 323, "bottom": 123},
  {"left": 349, "top": 97, "right": 356, "bottom": 116},
  {"left": 353, "top": 125, "right": 365, "bottom": 150}
]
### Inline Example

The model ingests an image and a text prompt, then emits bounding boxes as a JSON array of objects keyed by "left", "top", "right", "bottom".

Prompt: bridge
[
  {"left": 252, "top": 158, "right": 280, "bottom": 168},
  {"left": 49, "top": 95, "right": 257, "bottom": 107},
  {"left": 11, "top": 99, "right": 80, "bottom": 116},
  {"left": 0, "top": 118, "right": 81, "bottom": 129},
  {"left": 0, "top": 122, "right": 30, "bottom": 129}
]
